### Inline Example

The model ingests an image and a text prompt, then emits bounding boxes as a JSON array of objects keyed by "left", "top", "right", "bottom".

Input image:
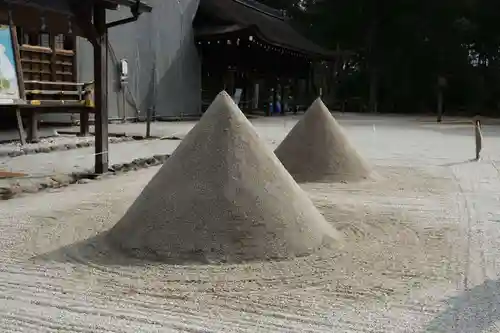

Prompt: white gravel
[{"left": 0, "top": 113, "right": 499, "bottom": 332}]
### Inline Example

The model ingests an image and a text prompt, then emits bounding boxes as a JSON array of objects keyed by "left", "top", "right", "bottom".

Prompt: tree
[{"left": 262, "top": 0, "right": 500, "bottom": 117}]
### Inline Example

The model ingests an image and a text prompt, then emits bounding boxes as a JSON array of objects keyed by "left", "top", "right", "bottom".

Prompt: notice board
[{"left": 0, "top": 24, "right": 21, "bottom": 105}]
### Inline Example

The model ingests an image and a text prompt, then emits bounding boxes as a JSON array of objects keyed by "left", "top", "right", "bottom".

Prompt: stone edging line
[
  {"left": 0, "top": 154, "right": 170, "bottom": 200},
  {"left": 0, "top": 135, "right": 158, "bottom": 158}
]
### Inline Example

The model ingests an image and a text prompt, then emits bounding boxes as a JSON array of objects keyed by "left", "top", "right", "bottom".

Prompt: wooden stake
[{"left": 146, "top": 107, "right": 152, "bottom": 138}]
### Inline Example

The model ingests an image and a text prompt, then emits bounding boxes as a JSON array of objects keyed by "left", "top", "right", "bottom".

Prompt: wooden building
[
  {"left": 193, "top": 0, "right": 344, "bottom": 115},
  {"left": 0, "top": 0, "right": 152, "bottom": 173},
  {"left": 0, "top": 0, "right": 346, "bottom": 133},
  {"left": 43, "top": 0, "right": 345, "bottom": 122}
]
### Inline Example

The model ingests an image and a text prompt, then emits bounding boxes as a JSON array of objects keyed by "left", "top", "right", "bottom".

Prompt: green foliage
[{"left": 263, "top": 0, "right": 500, "bottom": 115}]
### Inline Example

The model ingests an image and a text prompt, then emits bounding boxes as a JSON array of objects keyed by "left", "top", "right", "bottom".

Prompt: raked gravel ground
[{"left": 0, "top": 114, "right": 500, "bottom": 332}]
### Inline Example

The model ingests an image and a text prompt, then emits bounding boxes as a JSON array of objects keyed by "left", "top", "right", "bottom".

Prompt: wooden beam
[
  {"left": 65, "top": 2, "right": 98, "bottom": 44},
  {"left": 93, "top": 4, "right": 109, "bottom": 174}
]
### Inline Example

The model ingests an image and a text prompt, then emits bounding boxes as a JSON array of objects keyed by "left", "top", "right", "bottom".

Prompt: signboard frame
[{"left": 0, "top": 10, "right": 26, "bottom": 106}]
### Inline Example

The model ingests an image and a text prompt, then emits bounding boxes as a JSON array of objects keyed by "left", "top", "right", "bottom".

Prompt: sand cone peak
[
  {"left": 275, "top": 98, "right": 371, "bottom": 183},
  {"left": 107, "top": 91, "right": 341, "bottom": 263}
]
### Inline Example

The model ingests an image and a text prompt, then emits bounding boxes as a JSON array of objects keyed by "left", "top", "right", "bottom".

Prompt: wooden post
[
  {"left": 9, "top": 23, "right": 26, "bottom": 145},
  {"left": 437, "top": 76, "right": 446, "bottom": 123},
  {"left": 93, "top": 4, "right": 109, "bottom": 174},
  {"left": 15, "top": 108, "right": 26, "bottom": 145},
  {"left": 79, "top": 109, "right": 89, "bottom": 136},
  {"left": 263, "top": 77, "right": 270, "bottom": 116},
  {"left": 280, "top": 79, "right": 286, "bottom": 115},
  {"left": 437, "top": 89, "right": 443, "bottom": 123},
  {"left": 27, "top": 109, "right": 39, "bottom": 142},
  {"left": 273, "top": 79, "right": 279, "bottom": 115},
  {"left": 146, "top": 106, "right": 152, "bottom": 138}
]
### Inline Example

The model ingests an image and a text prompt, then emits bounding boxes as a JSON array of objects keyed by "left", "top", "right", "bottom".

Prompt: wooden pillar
[
  {"left": 27, "top": 110, "right": 39, "bottom": 142},
  {"left": 273, "top": 78, "right": 279, "bottom": 115},
  {"left": 293, "top": 78, "right": 300, "bottom": 113},
  {"left": 437, "top": 76, "right": 446, "bottom": 123},
  {"left": 264, "top": 76, "right": 271, "bottom": 116},
  {"left": 280, "top": 79, "right": 286, "bottom": 115},
  {"left": 93, "top": 4, "right": 109, "bottom": 174},
  {"left": 10, "top": 24, "right": 26, "bottom": 145},
  {"left": 224, "top": 68, "right": 236, "bottom": 96},
  {"left": 80, "top": 109, "right": 89, "bottom": 136}
]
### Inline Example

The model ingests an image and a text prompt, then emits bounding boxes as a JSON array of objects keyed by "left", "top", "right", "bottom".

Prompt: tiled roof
[{"left": 196, "top": 0, "right": 334, "bottom": 58}]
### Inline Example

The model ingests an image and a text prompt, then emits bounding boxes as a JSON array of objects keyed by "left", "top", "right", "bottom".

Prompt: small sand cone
[
  {"left": 107, "top": 91, "right": 341, "bottom": 263},
  {"left": 275, "top": 98, "right": 371, "bottom": 183}
]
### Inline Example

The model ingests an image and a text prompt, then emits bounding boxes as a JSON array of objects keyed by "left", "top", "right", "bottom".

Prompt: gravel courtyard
[{"left": 0, "top": 113, "right": 499, "bottom": 332}]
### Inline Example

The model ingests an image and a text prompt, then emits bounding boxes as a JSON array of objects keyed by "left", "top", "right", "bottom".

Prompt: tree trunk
[
  {"left": 437, "top": 75, "right": 446, "bottom": 122},
  {"left": 369, "top": 68, "right": 378, "bottom": 113},
  {"left": 437, "top": 88, "right": 443, "bottom": 122},
  {"left": 366, "top": 17, "right": 379, "bottom": 114}
]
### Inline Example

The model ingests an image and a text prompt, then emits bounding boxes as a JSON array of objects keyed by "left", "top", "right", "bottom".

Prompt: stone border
[
  {"left": 0, "top": 154, "right": 170, "bottom": 200},
  {"left": 0, "top": 136, "right": 152, "bottom": 158}
]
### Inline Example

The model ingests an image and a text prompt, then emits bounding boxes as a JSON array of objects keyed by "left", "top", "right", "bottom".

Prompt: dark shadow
[
  {"left": 31, "top": 232, "right": 216, "bottom": 267},
  {"left": 439, "top": 158, "right": 478, "bottom": 167},
  {"left": 425, "top": 279, "right": 500, "bottom": 332},
  {"left": 32, "top": 231, "right": 281, "bottom": 266}
]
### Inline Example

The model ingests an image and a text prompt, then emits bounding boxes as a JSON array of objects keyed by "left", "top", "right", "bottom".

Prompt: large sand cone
[
  {"left": 275, "top": 98, "right": 371, "bottom": 183},
  {"left": 107, "top": 91, "right": 341, "bottom": 263}
]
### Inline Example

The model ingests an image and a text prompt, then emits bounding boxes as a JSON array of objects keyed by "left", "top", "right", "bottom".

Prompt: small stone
[
  {"left": 134, "top": 158, "right": 148, "bottom": 167},
  {"left": 111, "top": 164, "right": 123, "bottom": 172},
  {"left": 8, "top": 151, "right": 23, "bottom": 157},
  {"left": 146, "top": 157, "right": 157, "bottom": 165},
  {"left": 17, "top": 179, "right": 40, "bottom": 193},
  {"left": 50, "top": 174, "right": 74, "bottom": 186},
  {"left": 77, "top": 178, "right": 91, "bottom": 184},
  {"left": 39, "top": 178, "right": 57, "bottom": 189},
  {"left": 121, "top": 163, "right": 132, "bottom": 172},
  {"left": 66, "top": 143, "right": 78, "bottom": 150},
  {"left": 1, "top": 185, "right": 22, "bottom": 199},
  {"left": 24, "top": 148, "right": 36, "bottom": 155},
  {"left": 39, "top": 147, "right": 51, "bottom": 153},
  {"left": 153, "top": 154, "right": 166, "bottom": 163},
  {"left": 0, "top": 187, "right": 14, "bottom": 199}
]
